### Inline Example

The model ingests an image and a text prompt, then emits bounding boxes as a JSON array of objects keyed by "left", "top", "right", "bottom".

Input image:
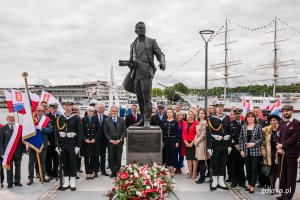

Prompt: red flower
[{"left": 120, "top": 172, "right": 129, "bottom": 180}]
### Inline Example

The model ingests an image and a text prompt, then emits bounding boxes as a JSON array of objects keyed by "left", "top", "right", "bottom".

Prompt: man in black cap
[
  {"left": 150, "top": 104, "right": 166, "bottom": 126},
  {"left": 276, "top": 105, "right": 300, "bottom": 200},
  {"left": 207, "top": 101, "right": 231, "bottom": 190},
  {"left": 55, "top": 101, "right": 83, "bottom": 191},
  {"left": 45, "top": 103, "right": 59, "bottom": 180},
  {"left": 230, "top": 108, "right": 245, "bottom": 188}
]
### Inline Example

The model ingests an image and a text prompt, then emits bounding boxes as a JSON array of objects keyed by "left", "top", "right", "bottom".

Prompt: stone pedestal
[{"left": 126, "top": 126, "right": 162, "bottom": 165}]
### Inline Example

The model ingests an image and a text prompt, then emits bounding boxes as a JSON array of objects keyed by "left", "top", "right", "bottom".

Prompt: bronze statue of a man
[{"left": 121, "top": 22, "right": 166, "bottom": 128}]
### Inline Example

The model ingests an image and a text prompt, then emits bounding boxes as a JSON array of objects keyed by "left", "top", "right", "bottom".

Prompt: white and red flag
[
  {"left": 39, "top": 90, "right": 64, "bottom": 114},
  {"left": 29, "top": 92, "right": 40, "bottom": 112},
  {"left": 242, "top": 96, "right": 247, "bottom": 116},
  {"left": 4, "top": 90, "right": 14, "bottom": 113},
  {"left": 271, "top": 98, "right": 281, "bottom": 116},
  {"left": 2, "top": 124, "right": 22, "bottom": 169},
  {"left": 11, "top": 89, "right": 25, "bottom": 114}
]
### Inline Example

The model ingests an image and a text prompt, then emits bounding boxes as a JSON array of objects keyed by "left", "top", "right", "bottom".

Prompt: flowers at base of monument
[{"left": 107, "top": 162, "right": 175, "bottom": 200}]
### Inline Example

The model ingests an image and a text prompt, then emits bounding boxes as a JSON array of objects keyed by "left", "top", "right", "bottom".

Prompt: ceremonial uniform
[
  {"left": 56, "top": 113, "right": 83, "bottom": 190},
  {"left": 150, "top": 113, "right": 167, "bottom": 126},
  {"left": 207, "top": 113, "right": 231, "bottom": 190},
  {"left": 230, "top": 119, "right": 245, "bottom": 187}
]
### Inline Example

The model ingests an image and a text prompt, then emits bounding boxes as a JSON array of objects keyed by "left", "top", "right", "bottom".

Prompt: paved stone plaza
[{"left": 0, "top": 145, "right": 299, "bottom": 200}]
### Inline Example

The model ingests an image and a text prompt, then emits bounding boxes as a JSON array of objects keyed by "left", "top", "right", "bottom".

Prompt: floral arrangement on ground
[{"left": 107, "top": 162, "right": 175, "bottom": 200}]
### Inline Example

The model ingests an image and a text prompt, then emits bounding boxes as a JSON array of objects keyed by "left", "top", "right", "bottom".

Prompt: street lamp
[{"left": 199, "top": 30, "right": 214, "bottom": 110}]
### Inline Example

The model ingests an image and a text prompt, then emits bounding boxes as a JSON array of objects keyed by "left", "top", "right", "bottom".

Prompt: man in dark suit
[
  {"left": 94, "top": 103, "right": 109, "bottom": 176},
  {"left": 104, "top": 106, "right": 127, "bottom": 178},
  {"left": 0, "top": 113, "right": 25, "bottom": 188},
  {"left": 27, "top": 106, "right": 52, "bottom": 185},
  {"left": 150, "top": 104, "right": 166, "bottom": 126},
  {"left": 276, "top": 105, "right": 300, "bottom": 200},
  {"left": 125, "top": 104, "right": 141, "bottom": 128},
  {"left": 122, "top": 21, "right": 166, "bottom": 128},
  {"left": 45, "top": 103, "right": 59, "bottom": 179},
  {"left": 230, "top": 108, "right": 245, "bottom": 188}
]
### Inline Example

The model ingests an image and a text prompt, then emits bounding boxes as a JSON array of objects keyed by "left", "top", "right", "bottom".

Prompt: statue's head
[{"left": 135, "top": 21, "right": 146, "bottom": 37}]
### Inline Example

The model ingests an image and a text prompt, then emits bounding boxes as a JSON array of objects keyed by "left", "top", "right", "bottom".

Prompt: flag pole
[{"left": 22, "top": 72, "right": 44, "bottom": 184}]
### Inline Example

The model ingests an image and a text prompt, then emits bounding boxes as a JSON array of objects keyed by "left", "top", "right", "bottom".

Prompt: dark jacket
[
  {"left": 160, "top": 119, "right": 179, "bottom": 142},
  {"left": 46, "top": 112, "right": 60, "bottom": 146},
  {"left": 130, "top": 36, "right": 165, "bottom": 80},
  {"left": 103, "top": 117, "right": 127, "bottom": 142},
  {"left": 0, "top": 124, "right": 26, "bottom": 157},
  {"left": 38, "top": 115, "right": 52, "bottom": 149},
  {"left": 81, "top": 116, "right": 100, "bottom": 157},
  {"left": 94, "top": 113, "right": 108, "bottom": 142},
  {"left": 150, "top": 114, "right": 167, "bottom": 126},
  {"left": 125, "top": 113, "right": 142, "bottom": 128},
  {"left": 230, "top": 120, "right": 245, "bottom": 145},
  {"left": 277, "top": 118, "right": 300, "bottom": 158},
  {"left": 240, "top": 124, "right": 263, "bottom": 157}
]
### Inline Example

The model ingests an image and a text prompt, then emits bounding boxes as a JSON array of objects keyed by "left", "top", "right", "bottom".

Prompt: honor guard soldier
[
  {"left": 55, "top": 101, "right": 83, "bottom": 191},
  {"left": 207, "top": 101, "right": 231, "bottom": 190},
  {"left": 230, "top": 108, "right": 246, "bottom": 188}
]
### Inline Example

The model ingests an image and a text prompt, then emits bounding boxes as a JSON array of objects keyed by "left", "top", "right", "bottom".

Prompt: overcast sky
[{"left": 0, "top": 0, "right": 300, "bottom": 89}]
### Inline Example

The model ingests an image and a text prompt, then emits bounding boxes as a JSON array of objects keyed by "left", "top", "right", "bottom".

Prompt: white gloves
[
  {"left": 55, "top": 147, "right": 61, "bottom": 155},
  {"left": 207, "top": 149, "right": 213, "bottom": 156},
  {"left": 228, "top": 147, "right": 232, "bottom": 154},
  {"left": 224, "top": 135, "right": 230, "bottom": 141},
  {"left": 75, "top": 147, "right": 80, "bottom": 155}
]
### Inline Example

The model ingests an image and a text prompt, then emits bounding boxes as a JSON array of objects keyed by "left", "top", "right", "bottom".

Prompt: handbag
[
  {"left": 261, "top": 157, "right": 271, "bottom": 177},
  {"left": 122, "top": 71, "right": 135, "bottom": 94}
]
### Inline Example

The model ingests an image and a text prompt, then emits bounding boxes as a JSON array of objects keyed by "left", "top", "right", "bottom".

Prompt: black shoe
[
  {"left": 231, "top": 182, "right": 237, "bottom": 188},
  {"left": 238, "top": 183, "right": 246, "bottom": 188},
  {"left": 1, "top": 183, "right": 3, "bottom": 188},
  {"left": 27, "top": 179, "right": 33, "bottom": 185},
  {"left": 195, "top": 177, "right": 205, "bottom": 184},
  {"left": 94, "top": 172, "right": 98, "bottom": 178},
  {"left": 297, "top": 179, "right": 300, "bottom": 182},
  {"left": 256, "top": 184, "right": 264, "bottom": 188},
  {"left": 225, "top": 178, "right": 231, "bottom": 182},
  {"left": 14, "top": 182, "right": 23, "bottom": 187},
  {"left": 7, "top": 184, "right": 13, "bottom": 188},
  {"left": 77, "top": 169, "right": 83, "bottom": 173},
  {"left": 102, "top": 171, "right": 109, "bottom": 176},
  {"left": 218, "top": 185, "right": 229, "bottom": 190},
  {"left": 110, "top": 173, "right": 115, "bottom": 178},
  {"left": 76, "top": 176, "right": 80, "bottom": 179},
  {"left": 61, "top": 186, "right": 69, "bottom": 191},
  {"left": 70, "top": 187, "right": 76, "bottom": 191},
  {"left": 133, "top": 119, "right": 144, "bottom": 127}
]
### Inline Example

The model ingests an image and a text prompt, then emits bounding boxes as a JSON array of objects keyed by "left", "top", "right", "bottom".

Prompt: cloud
[{"left": 0, "top": 0, "right": 300, "bottom": 89}]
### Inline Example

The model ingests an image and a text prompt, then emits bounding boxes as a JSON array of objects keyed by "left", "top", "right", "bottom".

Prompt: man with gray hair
[
  {"left": 94, "top": 103, "right": 109, "bottom": 176},
  {"left": 103, "top": 106, "right": 126, "bottom": 178},
  {"left": 27, "top": 105, "right": 52, "bottom": 185},
  {"left": 0, "top": 113, "right": 25, "bottom": 188}
]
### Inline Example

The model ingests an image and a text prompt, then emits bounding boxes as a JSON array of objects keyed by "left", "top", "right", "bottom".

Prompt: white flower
[
  {"left": 153, "top": 183, "right": 158, "bottom": 187},
  {"left": 146, "top": 185, "right": 151, "bottom": 190},
  {"left": 136, "top": 191, "right": 142, "bottom": 196}
]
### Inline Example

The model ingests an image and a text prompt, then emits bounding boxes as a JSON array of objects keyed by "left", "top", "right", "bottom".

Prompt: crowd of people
[
  {"left": 153, "top": 102, "right": 300, "bottom": 200},
  {"left": 0, "top": 100, "right": 300, "bottom": 200}
]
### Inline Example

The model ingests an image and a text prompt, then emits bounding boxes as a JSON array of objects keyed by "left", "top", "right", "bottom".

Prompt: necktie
[
  {"left": 10, "top": 125, "right": 14, "bottom": 131},
  {"left": 133, "top": 114, "right": 136, "bottom": 122},
  {"left": 99, "top": 115, "right": 103, "bottom": 125}
]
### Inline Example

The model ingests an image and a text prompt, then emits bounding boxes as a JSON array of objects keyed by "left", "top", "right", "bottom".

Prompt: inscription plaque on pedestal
[{"left": 126, "top": 126, "right": 162, "bottom": 165}]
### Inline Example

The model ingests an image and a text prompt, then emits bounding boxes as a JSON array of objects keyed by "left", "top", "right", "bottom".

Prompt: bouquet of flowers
[{"left": 107, "top": 162, "right": 175, "bottom": 200}]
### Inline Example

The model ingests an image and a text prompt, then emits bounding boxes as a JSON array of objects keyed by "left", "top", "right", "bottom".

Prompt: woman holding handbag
[
  {"left": 194, "top": 108, "right": 210, "bottom": 184},
  {"left": 240, "top": 112, "right": 263, "bottom": 194},
  {"left": 261, "top": 114, "right": 281, "bottom": 195}
]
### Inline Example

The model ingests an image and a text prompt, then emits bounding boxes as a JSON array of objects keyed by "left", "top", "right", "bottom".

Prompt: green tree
[{"left": 152, "top": 88, "right": 164, "bottom": 97}]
